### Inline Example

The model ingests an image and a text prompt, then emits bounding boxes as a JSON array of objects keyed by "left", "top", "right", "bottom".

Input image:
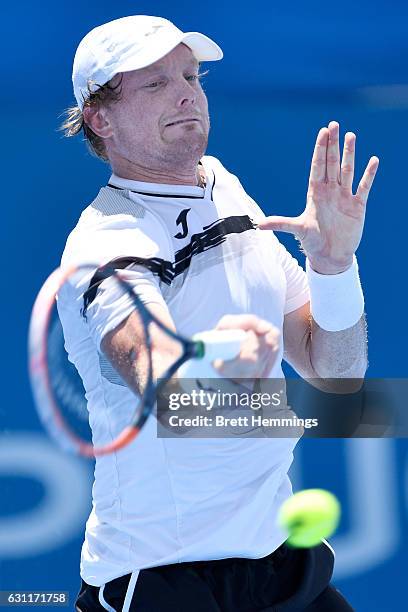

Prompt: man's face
[{"left": 103, "top": 44, "right": 210, "bottom": 170}]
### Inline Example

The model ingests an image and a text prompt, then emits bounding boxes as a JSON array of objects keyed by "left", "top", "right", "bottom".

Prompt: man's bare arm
[
  {"left": 101, "top": 304, "right": 182, "bottom": 397},
  {"left": 257, "top": 121, "right": 378, "bottom": 393},
  {"left": 282, "top": 301, "right": 367, "bottom": 392},
  {"left": 101, "top": 306, "right": 281, "bottom": 397}
]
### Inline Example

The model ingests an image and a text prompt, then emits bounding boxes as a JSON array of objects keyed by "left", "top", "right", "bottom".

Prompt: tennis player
[{"left": 60, "top": 15, "right": 378, "bottom": 611}]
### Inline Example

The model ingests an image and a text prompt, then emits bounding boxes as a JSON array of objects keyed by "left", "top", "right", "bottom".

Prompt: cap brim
[
  {"left": 180, "top": 32, "right": 223, "bottom": 62},
  {"left": 116, "top": 31, "right": 223, "bottom": 76}
]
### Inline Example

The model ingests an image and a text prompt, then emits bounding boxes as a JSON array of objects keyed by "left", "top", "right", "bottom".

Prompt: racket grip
[
  {"left": 177, "top": 329, "right": 247, "bottom": 387},
  {"left": 193, "top": 329, "right": 247, "bottom": 362}
]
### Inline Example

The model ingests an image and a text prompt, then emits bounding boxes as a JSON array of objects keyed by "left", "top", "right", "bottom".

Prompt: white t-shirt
[{"left": 58, "top": 155, "right": 310, "bottom": 587}]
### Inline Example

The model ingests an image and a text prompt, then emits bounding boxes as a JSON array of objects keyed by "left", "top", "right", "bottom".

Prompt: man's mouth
[{"left": 165, "top": 118, "right": 200, "bottom": 127}]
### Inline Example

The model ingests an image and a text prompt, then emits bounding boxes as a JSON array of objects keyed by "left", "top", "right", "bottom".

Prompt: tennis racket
[{"left": 28, "top": 263, "right": 245, "bottom": 458}]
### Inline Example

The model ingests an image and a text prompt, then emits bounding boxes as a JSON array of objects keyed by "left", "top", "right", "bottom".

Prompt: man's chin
[{"left": 163, "top": 133, "right": 208, "bottom": 162}]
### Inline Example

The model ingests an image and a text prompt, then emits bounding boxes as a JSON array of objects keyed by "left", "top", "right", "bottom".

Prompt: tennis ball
[{"left": 278, "top": 489, "right": 341, "bottom": 548}]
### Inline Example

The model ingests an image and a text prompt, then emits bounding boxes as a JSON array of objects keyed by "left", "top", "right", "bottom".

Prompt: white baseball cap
[{"left": 72, "top": 15, "right": 223, "bottom": 109}]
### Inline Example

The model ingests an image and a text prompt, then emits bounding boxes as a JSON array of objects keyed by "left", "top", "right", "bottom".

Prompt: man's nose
[{"left": 175, "top": 80, "right": 196, "bottom": 108}]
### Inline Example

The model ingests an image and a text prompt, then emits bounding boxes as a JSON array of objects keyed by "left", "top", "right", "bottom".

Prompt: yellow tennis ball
[{"left": 278, "top": 489, "right": 341, "bottom": 548}]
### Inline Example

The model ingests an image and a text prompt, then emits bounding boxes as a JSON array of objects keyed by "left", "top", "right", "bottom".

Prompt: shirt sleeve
[
  {"left": 275, "top": 238, "right": 310, "bottom": 315},
  {"left": 82, "top": 264, "right": 170, "bottom": 351},
  {"left": 223, "top": 168, "right": 310, "bottom": 316},
  {"left": 227, "top": 171, "right": 310, "bottom": 316},
  {"left": 59, "top": 211, "right": 173, "bottom": 351}
]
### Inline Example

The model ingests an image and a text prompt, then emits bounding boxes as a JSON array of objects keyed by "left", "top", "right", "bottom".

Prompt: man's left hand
[{"left": 258, "top": 121, "right": 379, "bottom": 274}]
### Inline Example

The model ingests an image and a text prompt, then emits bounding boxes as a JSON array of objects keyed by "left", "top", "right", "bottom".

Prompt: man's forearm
[{"left": 307, "top": 314, "right": 368, "bottom": 391}]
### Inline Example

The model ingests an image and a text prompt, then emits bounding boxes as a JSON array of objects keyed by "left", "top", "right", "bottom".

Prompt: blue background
[{"left": 1, "top": 1, "right": 407, "bottom": 610}]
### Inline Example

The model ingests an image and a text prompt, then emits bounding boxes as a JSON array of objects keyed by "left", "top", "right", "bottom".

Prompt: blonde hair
[{"left": 59, "top": 76, "right": 123, "bottom": 162}]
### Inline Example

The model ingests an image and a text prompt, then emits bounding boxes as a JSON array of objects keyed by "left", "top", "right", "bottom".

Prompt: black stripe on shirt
[
  {"left": 107, "top": 183, "right": 205, "bottom": 200},
  {"left": 82, "top": 215, "right": 256, "bottom": 316},
  {"left": 82, "top": 256, "right": 174, "bottom": 317}
]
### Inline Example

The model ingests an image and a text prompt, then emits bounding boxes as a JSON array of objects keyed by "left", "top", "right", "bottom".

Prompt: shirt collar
[{"left": 108, "top": 165, "right": 207, "bottom": 199}]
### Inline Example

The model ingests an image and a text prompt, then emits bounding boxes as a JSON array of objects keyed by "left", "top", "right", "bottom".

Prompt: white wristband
[{"left": 306, "top": 255, "right": 364, "bottom": 331}]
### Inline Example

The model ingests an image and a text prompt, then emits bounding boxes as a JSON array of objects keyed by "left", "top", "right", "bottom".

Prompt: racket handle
[
  {"left": 177, "top": 329, "right": 247, "bottom": 386},
  {"left": 193, "top": 329, "right": 247, "bottom": 362}
]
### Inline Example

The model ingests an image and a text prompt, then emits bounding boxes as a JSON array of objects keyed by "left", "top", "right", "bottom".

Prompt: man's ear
[{"left": 83, "top": 105, "right": 113, "bottom": 138}]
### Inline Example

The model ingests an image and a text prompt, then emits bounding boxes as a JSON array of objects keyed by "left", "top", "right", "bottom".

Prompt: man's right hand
[{"left": 213, "top": 314, "right": 280, "bottom": 381}]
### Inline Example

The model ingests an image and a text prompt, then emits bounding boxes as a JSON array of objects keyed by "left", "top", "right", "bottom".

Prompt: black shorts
[{"left": 75, "top": 541, "right": 354, "bottom": 611}]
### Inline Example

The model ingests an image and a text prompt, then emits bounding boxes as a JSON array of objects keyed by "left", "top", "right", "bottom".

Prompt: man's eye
[
  {"left": 144, "top": 81, "right": 162, "bottom": 89},
  {"left": 186, "top": 70, "right": 209, "bottom": 83}
]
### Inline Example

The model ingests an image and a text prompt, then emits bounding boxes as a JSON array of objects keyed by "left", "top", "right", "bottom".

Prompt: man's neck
[{"left": 110, "top": 158, "right": 204, "bottom": 187}]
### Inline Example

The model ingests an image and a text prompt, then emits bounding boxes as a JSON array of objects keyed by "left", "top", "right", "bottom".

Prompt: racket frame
[{"left": 28, "top": 264, "right": 203, "bottom": 457}]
